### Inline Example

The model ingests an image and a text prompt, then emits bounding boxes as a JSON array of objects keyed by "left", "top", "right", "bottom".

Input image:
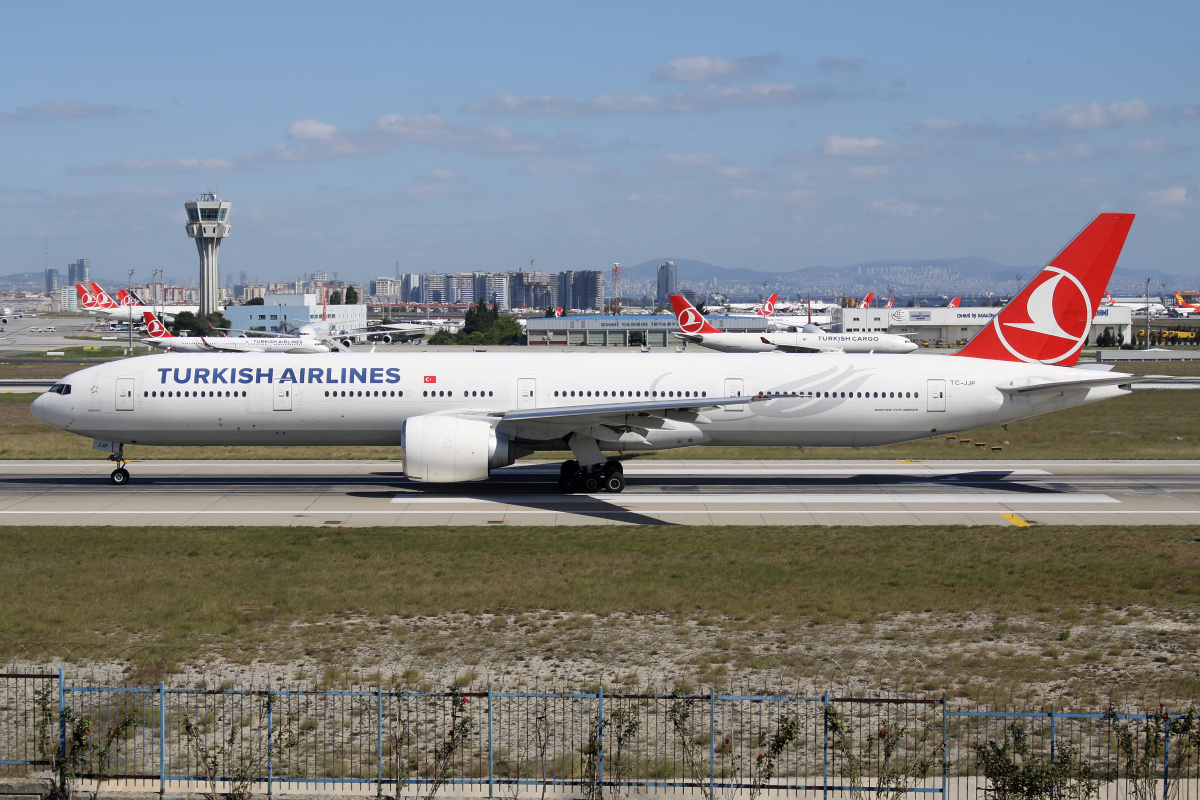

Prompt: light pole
[
  {"left": 126, "top": 269, "right": 135, "bottom": 355},
  {"left": 1145, "top": 277, "right": 1152, "bottom": 349}
]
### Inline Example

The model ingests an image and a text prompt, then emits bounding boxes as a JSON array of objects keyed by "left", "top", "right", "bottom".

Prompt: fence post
[
  {"left": 941, "top": 696, "right": 948, "bottom": 799},
  {"left": 822, "top": 693, "right": 829, "bottom": 800},
  {"left": 597, "top": 685, "right": 604, "bottom": 796},
  {"left": 700, "top": 690, "right": 710, "bottom": 800},
  {"left": 267, "top": 686, "right": 274, "bottom": 797},
  {"left": 159, "top": 682, "right": 166, "bottom": 797},
  {"left": 1163, "top": 709, "right": 1170, "bottom": 800},
  {"left": 1049, "top": 707, "right": 1056, "bottom": 766},
  {"left": 58, "top": 668, "right": 65, "bottom": 762},
  {"left": 487, "top": 688, "right": 494, "bottom": 799},
  {"left": 377, "top": 684, "right": 384, "bottom": 797}
]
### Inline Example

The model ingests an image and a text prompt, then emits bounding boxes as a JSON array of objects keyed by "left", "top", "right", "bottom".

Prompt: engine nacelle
[{"left": 402, "top": 415, "right": 517, "bottom": 482}]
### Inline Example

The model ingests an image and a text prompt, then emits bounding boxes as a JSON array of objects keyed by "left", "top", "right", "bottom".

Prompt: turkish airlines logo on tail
[
  {"left": 117, "top": 290, "right": 137, "bottom": 307},
  {"left": 678, "top": 307, "right": 706, "bottom": 334},
  {"left": 994, "top": 269, "right": 1091, "bottom": 363},
  {"left": 76, "top": 284, "right": 98, "bottom": 308},
  {"left": 143, "top": 312, "right": 171, "bottom": 338},
  {"left": 756, "top": 293, "right": 778, "bottom": 317},
  {"left": 554, "top": 306, "right": 562, "bottom": 317}
]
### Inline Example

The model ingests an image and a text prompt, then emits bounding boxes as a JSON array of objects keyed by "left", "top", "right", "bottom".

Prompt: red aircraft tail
[
  {"left": 668, "top": 295, "right": 722, "bottom": 335},
  {"left": 142, "top": 311, "right": 173, "bottom": 338},
  {"left": 954, "top": 213, "right": 1135, "bottom": 366}
]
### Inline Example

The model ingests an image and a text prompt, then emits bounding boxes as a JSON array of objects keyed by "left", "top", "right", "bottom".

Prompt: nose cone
[
  {"left": 903, "top": 340, "right": 919, "bottom": 352},
  {"left": 30, "top": 392, "right": 50, "bottom": 424}
]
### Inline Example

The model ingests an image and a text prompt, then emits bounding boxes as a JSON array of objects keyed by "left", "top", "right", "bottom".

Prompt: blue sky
[{"left": 2, "top": 1, "right": 1198, "bottom": 286}]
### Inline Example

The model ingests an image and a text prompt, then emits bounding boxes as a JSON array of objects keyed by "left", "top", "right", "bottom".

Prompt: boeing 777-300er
[
  {"left": 141, "top": 312, "right": 331, "bottom": 354},
  {"left": 34, "top": 213, "right": 1142, "bottom": 492}
]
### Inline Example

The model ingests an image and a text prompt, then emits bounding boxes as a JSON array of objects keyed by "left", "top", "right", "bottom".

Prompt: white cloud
[
  {"left": 287, "top": 118, "right": 339, "bottom": 142},
  {"left": 514, "top": 163, "right": 594, "bottom": 176},
  {"left": 1144, "top": 187, "right": 1190, "bottom": 206},
  {"left": 870, "top": 199, "right": 920, "bottom": 216},
  {"left": 651, "top": 152, "right": 720, "bottom": 170},
  {"left": 730, "top": 187, "right": 765, "bottom": 201},
  {"left": 1124, "top": 138, "right": 1178, "bottom": 156},
  {"left": 850, "top": 165, "right": 891, "bottom": 179},
  {"left": 719, "top": 166, "right": 754, "bottom": 180},
  {"left": 824, "top": 135, "right": 931, "bottom": 158},
  {"left": 915, "top": 117, "right": 1002, "bottom": 138},
  {"left": 420, "top": 168, "right": 464, "bottom": 181},
  {"left": 1035, "top": 100, "right": 1154, "bottom": 130},
  {"left": 781, "top": 189, "right": 816, "bottom": 204},
  {"left": 651, "top": 54, "right": 780, "bottom": 82},
  {"left": 466, "top": 82, "right": 828, "bottom": 117},
  {"left": 242, "top": 114, "right": 585, "bottom": 163},
  {"left": 407, "top": 185, "right": 454, "bottom": 198},
  {"left": 1006, "top": 143, "right": 1096, "bottom": 164},
  {"left": 68, "top": 157, "right": 235, "bottom": 175}
]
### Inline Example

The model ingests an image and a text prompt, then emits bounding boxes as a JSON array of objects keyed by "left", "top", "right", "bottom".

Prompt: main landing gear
[
  {"left": 107, "top": 444, "right": 130, "bottom": 485},
  {"left": 558, "top": 459, "right": 625, "bottom": 494}
]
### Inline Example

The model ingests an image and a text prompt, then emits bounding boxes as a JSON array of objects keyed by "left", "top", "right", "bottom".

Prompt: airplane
[
  {"left": 760, "top": 325, "right": 918, "bottom": 354},
  {"left": 33, "top": 213, "right": 1145, "bottom": 493},
  {"left": 668, "top": 295, "right": 777, "bottom": 352},
  {"left": 883, "top": 297, "right": 894, "bottom": 309},
  {"left": 1101, "top": 290, "right": 1165, "bottom": 316},
  {"left": 948, "top": 297, "right": 962, "bottom": 308},
  {"left": 1173, "top": 292, "right": 1200, "bottom": 316},
  {"left": 141, "top": 311, "right": 331, "bottom": 354},
  {"left": 0, "top": 308, "right": 38, "bottom": 324},
  {"left": 77, "top": 283, "right": 199, "bottom": 323},
  {"left": 857, "top": 293, "right": 875, "bottom": 309}
]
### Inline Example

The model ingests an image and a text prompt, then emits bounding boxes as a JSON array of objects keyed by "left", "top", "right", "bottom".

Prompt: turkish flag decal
[{"left": 424, "top": 376, "right": 436, "bottom": 383}]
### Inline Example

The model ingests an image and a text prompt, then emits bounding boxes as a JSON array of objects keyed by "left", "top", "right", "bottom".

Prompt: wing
[{"left": 481, "top": 395, "right": 761, "bottom": 444}]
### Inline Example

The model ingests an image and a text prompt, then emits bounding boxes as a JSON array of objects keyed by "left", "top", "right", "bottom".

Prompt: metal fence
[{"left": 3, "top": 672, "right": 1198, "bottom": 798}]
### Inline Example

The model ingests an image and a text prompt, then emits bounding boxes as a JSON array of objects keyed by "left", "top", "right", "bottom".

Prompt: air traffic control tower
[{"left": 184, "top": 193, "right": 231, "bottom": 316}]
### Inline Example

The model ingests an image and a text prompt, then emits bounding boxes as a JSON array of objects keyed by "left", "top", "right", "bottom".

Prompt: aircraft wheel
[
  {"left": 557, "top": 474, "right": 577, "bottom": 493},
  {"left": 582, "top": 474, "right": 601, "bottom": 493},
  {"left": 603, "top": 459, "right": 623, "bottom": 476},
  {"left": 602, "top": 471, "right": 626, "bottom": 493},
  {"left": 110, "top": 468, "right": 130, "bottom": 486},
  {"left": 560, "top": 460, "right": 579, "bottom": 478}
]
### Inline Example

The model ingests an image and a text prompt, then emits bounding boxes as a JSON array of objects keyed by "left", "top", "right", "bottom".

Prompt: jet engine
[{"left": 402, "top": 415, "right": 520, "bottom": 482}]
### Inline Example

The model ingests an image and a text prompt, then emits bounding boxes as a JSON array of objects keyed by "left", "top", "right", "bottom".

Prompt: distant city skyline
[{"left": 2, "top": 2, "right": 1197, "bottom": 284}]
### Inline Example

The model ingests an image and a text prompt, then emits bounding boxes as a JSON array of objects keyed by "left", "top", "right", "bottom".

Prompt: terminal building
[
  {"left": 525, "top": 305, "right": 1134, "bottom": 348},
  {"left": 527, "top": 314, "right": 767, "bottom": 347},
  {"left": 224, "top": 293, "right": 367, "bottom": 335}
]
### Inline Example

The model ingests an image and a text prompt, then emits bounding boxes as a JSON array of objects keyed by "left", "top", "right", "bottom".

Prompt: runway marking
[
  {"left": 4, "top": 509, "right": 1200, "bottom": 519},
  {"left": 999, "top": 512, "right": 1033, "bottom": 527},
  {"left": 389, "top": 493, "right": 1119, "bottom": 505}
]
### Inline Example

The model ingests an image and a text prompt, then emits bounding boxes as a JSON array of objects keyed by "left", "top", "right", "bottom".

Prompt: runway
[{"left": 2, "top": 459, "right": 1200, "bottom": 526}]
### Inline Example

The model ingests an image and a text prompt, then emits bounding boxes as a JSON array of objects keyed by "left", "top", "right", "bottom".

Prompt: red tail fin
[
  {"left": 75, "top": 284, "right": 98, "bottom": 308},
  {"left": 948, "top": 297, "right": 961, "bottom": 308},
  {"left": 89, "top": 282, "right": 118, "bottom": 308},
  {"left": 142, "top": 311, "right": 173, "bottom": 338},
  {"left": 954, "top": 213, "right": 1134, "bottom": 366},
  {"left": 117, "top": 290, "right": 137, "bottom": 307},
  {"left": 669, "top": 295, "right": 722, "bottom": 335},
  {"left": 756, "top": 292, "right": 778, "bottom": 316},
  {"left": 857, "top": 292, "right": 874, "bottom": 309}
]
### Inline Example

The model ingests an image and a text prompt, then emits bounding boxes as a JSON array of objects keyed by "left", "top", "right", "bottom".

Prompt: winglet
[
  {"left": 954, "top": 213, "right": 1135, "bottom": 365},
  {"left": 668, "top": 295, "right": 722, "bottom": 335}
]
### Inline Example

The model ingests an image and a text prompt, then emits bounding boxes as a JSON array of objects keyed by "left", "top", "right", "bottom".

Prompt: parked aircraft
[
  {"left": 77, "top": 283, "right": 199, "bottom": 322},
  {"left": 948, "top": 297, "right": 962, "bottom": 308},
  {"left": 668, "top": 295, "right": 777, "bottom": 352},
  {"left": 857, "top": 293, "right": 875, "bottom": 309},
  {"left": 0, "top": 308, "right": 38, "bottom": 324},
  {"left": 141, "top": 312, "right": 330, "bottom": 354},
  {"left": 33, "top": 213, "right": 1143, "bottom": 492},
  {"left": 1172, "top": 293, "right": 1200, "bottom": 316}
]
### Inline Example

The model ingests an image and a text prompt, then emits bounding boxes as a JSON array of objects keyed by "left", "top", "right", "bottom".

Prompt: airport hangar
[{"left": 525, "top": 305, "right": 1134, "bottom": 347}]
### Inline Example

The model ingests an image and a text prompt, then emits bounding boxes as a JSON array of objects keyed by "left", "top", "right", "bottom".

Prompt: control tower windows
[
  {"left": 186, "top": 208, "right": 199, "bottom": 222},
  {"left": 199, "top": 207, "right": 221, "bottom": 221},
  {"left": 219, "top": 208, "right": 228, "bottom": 221}
]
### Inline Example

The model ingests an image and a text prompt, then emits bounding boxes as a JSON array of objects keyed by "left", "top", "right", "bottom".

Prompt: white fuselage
[
  {"left": 32, "top": 350, "right": 1130, "bottom": 451},
  {"left": 762, "top": 330, "right": 919, "bottom": 354},
  {"left": 141, "top": 335, "right": 330, "bottom": 354}
]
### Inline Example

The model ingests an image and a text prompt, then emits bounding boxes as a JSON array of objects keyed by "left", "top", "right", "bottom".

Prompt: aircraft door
[
  {"left": 517, "top": 378, "right": 536, "bottom": 409},
  {"left": 723, "top": 378, "right": 745, "bottom": 413},
  {"left": 273, "top": 384, "right": 293, "bottom": 411},
  {"left": 115, "top": 378, "right": 135, "bottom": 411},
  {"left": 927, "top": 379, "right": 946, "bottom": 412}
]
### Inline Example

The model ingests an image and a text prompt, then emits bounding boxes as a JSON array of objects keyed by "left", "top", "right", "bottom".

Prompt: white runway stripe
[{"left": 387, "top": 493, "right": 1118, "bottom": 505}]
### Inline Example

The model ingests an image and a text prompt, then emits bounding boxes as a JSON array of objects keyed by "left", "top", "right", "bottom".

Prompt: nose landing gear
[
  {"left": 106, "top": 444, "right": 130, "bottom": 485},
  {"left": 557, "top": 459, "right": 624, "bottom": 494}
]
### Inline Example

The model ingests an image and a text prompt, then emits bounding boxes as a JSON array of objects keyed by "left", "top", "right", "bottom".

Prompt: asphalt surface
[{"left": 1, "top": 459, "right": 1199, "bottom": 526}]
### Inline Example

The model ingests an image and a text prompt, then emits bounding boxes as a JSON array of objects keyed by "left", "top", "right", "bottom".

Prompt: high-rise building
[
  {"left": 67, "top": 259, "right": 89, "bottom": 287},
  {"left": 487, "top": 274, "right": 510, "bottom": 311},
  {"left": 45, "top": 268, "right": 61, "bottom": 294},
  {"left": 423, "top": 274, "right": 448, "bottom": 303},
  {"left": 655, "top": 260, "right": 677, "bottom": 305},
  {"left": 184, "top": 193, "right": 232, "bottom": 316},
  {"left": 400, "top": 273, "right": 422, "bottom": 303}
]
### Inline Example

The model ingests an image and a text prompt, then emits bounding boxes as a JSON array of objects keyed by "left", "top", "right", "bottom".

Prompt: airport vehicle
[
  {"left": 141, "top": 311, "right": 331, "bottom": 354},
  {"left": 33, "top": 213, "right": 1141, "bottom": 491},
  {"left": 668, "top": 295, "right": 777, "bottom": 352}
]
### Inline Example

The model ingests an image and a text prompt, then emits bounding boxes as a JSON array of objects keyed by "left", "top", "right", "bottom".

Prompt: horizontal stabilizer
[{"left": 998, "top": 375, "right": 1153, "bottom": 396}]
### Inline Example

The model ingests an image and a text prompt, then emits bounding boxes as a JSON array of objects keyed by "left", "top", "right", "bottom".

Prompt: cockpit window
[{"left": 48, "top": 384, "right": 72, "bottom": 395}]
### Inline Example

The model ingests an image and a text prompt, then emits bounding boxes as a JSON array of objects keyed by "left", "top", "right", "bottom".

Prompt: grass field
[
  {"left": 0, "top": 389, "right": 1196, "bottom": 460},
  {"left": 1, "top": 525, "right": 1197, "bottom": 702}
]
